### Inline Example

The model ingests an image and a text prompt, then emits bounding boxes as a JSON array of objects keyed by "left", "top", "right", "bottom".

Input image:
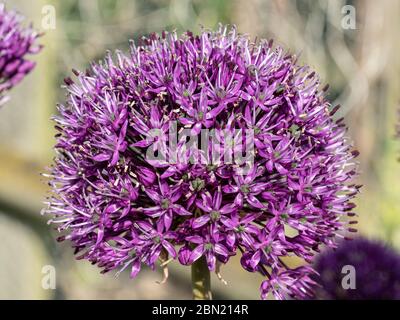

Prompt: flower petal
[
  {"left": 189, "top": 244, "right": 205, "bottom": 263},
  {"left": 192, "top": 215, "right": 210, "bottom": 229}
]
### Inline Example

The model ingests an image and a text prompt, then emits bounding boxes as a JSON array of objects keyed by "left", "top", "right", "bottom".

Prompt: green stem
[{"left": 191, "top": 256, "right": 212, "bottom": 300}]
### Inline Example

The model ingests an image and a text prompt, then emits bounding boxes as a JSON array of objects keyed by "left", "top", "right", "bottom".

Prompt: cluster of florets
[
  {"left": 314, "top": 238, "right": 400, "bottom": 299},
  {"left": 0, "top": 3, "right": 41, "bottom": 106},
  {"left": 43, "top": 26, "right": 359, "bottom": 299}
]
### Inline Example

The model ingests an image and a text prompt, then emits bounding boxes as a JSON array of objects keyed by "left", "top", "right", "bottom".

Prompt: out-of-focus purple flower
[
  {"left": 43, "top": 25, "right": 360, "bottom": 299},
  {"left": 314, "top": 238, "right": 400, "bottom": 299},
  {"left": 0, "top": 3, "right": 41, "bottom": 106}
]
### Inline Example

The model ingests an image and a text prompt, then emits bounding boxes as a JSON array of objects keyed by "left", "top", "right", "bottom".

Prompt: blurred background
[{"left": 0, "top": 0, "right": 399, "bottom": 299}]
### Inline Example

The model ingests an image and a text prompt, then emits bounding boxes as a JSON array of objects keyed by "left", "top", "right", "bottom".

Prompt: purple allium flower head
[
  {"left": 314, "top": 238, "right": 400, "bottom": 299},
  {"left": 0, "top": 3, "right": 41, "bottom": 106},
  {"left": 43, "top": 25, "right": 360, "bottom": 300}
]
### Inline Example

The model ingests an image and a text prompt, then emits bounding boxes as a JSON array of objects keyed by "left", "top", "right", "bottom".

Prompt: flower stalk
[{"left": 191, "top": 256, "right": 212, "bottom": 300}]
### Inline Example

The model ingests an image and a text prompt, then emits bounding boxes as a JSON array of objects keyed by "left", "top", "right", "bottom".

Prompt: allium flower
[
  {"left": 0, "top": 3, "right": 41, "bottom": 106},
  {"left": 43, "top": 25, "right": 360, "bottom": 300},
  {"left": 314, "top": 238, "right": 400, "bottom": 299}
]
